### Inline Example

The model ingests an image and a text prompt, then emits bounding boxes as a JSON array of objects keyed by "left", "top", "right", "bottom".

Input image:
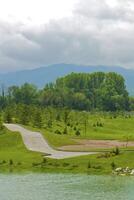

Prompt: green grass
[
  {"left": 42, "top": 114, "right": 134, "bottom": 147},
  {"left": 0, "top": 128, "right": 43, "bottom": 173},
  {"left": 50, "top": 151, "right": 134, "bottom": 174},
  {"left": 11, "top": 151, "right": 134, "bottom": 175},
  {"left": 24, "top": 114, "right": 134, "bottom": 149},
  {"left": 1, "top": 126, "right": 134, "bottom": 174}
]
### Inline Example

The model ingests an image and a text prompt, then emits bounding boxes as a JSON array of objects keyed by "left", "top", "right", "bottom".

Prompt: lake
[{"left": 0, "top": 174, "right": 134, "bottom": 200}]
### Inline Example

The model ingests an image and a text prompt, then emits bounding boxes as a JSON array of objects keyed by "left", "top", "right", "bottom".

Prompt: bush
[
  {"left": 87, "top": 161, "right": 91, "bottom": 168},
  {"left": 111, "top": 161, "right": 116, "bottom": 170},
  {"left": 55, "top": 130, "right": 62, "bottom": 135},
  {"left": 63, "top": 162, "right": 70, "bottom": 167},
  {"left": 47, "top": 120, "right": 52, "bottom": 128},
  {"left": 67, "top": 123, "right": 70, "bottom": 126},
  {"left": 93, "top": 165, "right": 102, "bottom": 169},
  {"left": 32, "top": 162, "right": 41, "bottom": 167},
  {"left": 9, "top": 159, "right": 13, "bottom": 166},
  {"left": 56, "top": 114, "right": 61, "bottom": 121},
  {"left": 96, "top": 121, "right": 104, "bottom": 127},
  {"left": 114, "top": 147, "right": 120, "bottom": 155},
  {"left": 5, "top": 111, "right": 12, "bottom": 123},
  {"left": 42, "top": 158, "right": 47, "bottom": 164},
  {"left": 17, "top": 162, "right": 22, "bottom": 165},
  {"left": 63, "top": 127, "right": 68, "bottom": 134},
  {"left": 75, "top": 130, "right": 81, "bottom": 136},
  {"left": 2, "top": 160, "right": 6, "bottom": 164},
  {"left": 0, "top": 115, "right": 4, "bottom": 130},
  {"left": 73, "top": 126, "right": 77, "bottom": 130},
  {"left": 72, "top": 164, "right": 78, "bottom": 168}
]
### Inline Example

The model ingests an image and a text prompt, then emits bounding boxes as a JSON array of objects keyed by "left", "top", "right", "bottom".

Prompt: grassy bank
[
  {"left": 0, "top": 127, "right": 134, "bottom": 174},
  {"left": 0, "top": 128, "right": 43, "bottom": 173}
]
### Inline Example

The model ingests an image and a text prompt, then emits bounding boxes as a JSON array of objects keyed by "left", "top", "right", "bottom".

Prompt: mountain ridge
[{"left": 0, "top": 63, "right": 133, "bottom": 94}]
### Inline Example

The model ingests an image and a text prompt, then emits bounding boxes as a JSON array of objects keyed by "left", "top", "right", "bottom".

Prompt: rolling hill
[{"left": 0, "top": 63, "right": 133, "bottom": 94}]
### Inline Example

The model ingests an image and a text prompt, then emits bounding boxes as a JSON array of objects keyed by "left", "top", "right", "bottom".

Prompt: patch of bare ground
[{"left": 58, "top": 139, "right": 134, "bottom": 151}]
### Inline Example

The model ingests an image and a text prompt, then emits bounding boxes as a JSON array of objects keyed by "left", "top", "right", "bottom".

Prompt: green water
[{"left": 0, "top": 174, "right": 134, "bottom": 200}]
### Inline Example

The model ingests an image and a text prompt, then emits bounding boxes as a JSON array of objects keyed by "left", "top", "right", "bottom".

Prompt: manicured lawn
[
  {"left": 0, "top": 128, "right": 43, "bottom": 173},
  {"left": 24, "top": 113, "right": 134, "bottom": 149},
  {"left": 52, "top": 151, "right": 134, "bottom": 174},
  {"left": 1, "top": 127, "right": 134, "bottom": 174},
  {"left": 18, "top": 151, "right": 134, "bottom": 175}
]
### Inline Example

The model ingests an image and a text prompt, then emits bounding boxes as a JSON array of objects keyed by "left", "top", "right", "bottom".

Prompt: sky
[{"left": 0, "top": 0, "right": 134, "bottom": 72}]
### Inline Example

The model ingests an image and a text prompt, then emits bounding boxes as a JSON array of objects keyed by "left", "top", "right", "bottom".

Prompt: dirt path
[
  {"left": 58, "top": 139, "right": 134, "bottom": 151},
  {"left": 4, "top": 124, "right": 95, "bottom": 159}
]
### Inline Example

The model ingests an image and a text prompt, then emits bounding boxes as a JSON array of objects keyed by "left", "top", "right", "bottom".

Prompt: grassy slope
[
  {"left": 46, "top": 115, "right": 134, "bottom": 147},
  {"left": 34, "top": 115, "right": 134, "bottom": 148},
  {"left": 50, "top": 151, "right": 134, "bottom": 174},
  {"left": 0, "top": 128, "right": 43, "bottom": 173},
  {"left": 1, "top": 126, "right": 134, "bottom": 174},
  {"left": 23, "top": 113, "right": 134, "bottom": 152}
]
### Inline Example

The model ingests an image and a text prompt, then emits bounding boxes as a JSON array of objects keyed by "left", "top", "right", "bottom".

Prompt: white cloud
[{"left": 0, "top": 0, "right": 134, "bottom": 72}]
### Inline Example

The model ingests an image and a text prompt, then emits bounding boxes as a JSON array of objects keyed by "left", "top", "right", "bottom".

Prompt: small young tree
[
  {"left": 115, "top": 146, "right": 120, "bottom": 155},
  {"left": 63, "top": 127, "right": 68, "bottom": 134},
  {"left": 0, "top": 114, "right": 4, "bottom": 130},
  {"left": 87, "top": 161, "right": 91, "bottom": 168},
  {"left": 47, "top": 119, "right": 52, "bottom": 128},
  {"left": 75, "top": 129, "right": 81, "bottom": 136},
  {"left": 111, "top": 161, "right": 116, "bottom": 170},
  {"left": 4, "top": 109, "right": 12, "bottom": 123},
  {"left": 33, "top": 110, "right": 43, "bottom": 128}
]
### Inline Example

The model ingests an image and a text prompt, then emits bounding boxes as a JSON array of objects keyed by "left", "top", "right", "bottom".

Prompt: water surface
[{"left": 0, "top": 174, "right": 134, "bottom": 200}]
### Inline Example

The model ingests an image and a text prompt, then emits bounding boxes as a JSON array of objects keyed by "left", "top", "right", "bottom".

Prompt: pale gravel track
[{"left": 4, "top": 123, "right": 96, "bottom": 159}]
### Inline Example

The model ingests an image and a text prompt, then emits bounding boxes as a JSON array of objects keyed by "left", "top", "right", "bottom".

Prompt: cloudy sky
[{"left": 0, "top": 0, "right": 134, "bottom": 72}]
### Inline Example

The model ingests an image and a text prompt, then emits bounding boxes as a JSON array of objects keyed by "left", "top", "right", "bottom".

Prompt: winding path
[{"left": 4, "top": 123, "right": 95, "bottom": 159}]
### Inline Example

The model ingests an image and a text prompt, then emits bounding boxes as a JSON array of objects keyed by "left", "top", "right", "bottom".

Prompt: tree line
[{"left": 0, "top": 72, "right": 133, "bottom": 112}]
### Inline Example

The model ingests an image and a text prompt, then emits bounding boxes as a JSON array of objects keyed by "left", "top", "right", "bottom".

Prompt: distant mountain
[{"left": 0, "top": 63, "right": 133, "bottom": 95}]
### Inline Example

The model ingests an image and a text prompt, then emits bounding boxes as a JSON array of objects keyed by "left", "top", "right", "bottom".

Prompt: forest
[
  {"left": 0, "top": 72, "right": 133, "bottom": 113},
  {"left": 0, "top": 71, "right": 133, "bottom": 134}
]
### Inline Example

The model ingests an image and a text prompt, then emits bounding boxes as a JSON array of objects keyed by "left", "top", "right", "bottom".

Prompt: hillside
[{"left": 0, "top": 63, "right": 133, "bottom": 94}]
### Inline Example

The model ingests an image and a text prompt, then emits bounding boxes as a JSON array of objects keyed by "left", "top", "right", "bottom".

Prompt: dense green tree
[
  {"left": 0, "top": 72, "right": 132, "bottom": 112},
  {"left": 33, "top": 109, "right": 43, "bottom": 128},
  {"left": 41, "top": 72, "right": 130, "bottom": 111},
  {"left": 8, "top": 83, "right": 38, "bottom": 105}
]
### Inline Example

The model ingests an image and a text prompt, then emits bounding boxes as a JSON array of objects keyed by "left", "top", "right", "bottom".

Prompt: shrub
[
  {"left": 111, "top": 161, "right": 116, "bottom": 170},
  {"left": 55, "top": 130, "right": 62, "bottom": 135},
  {"left": 17, "top": 162, "right": 22, "bottom": 165},
  {"left": 75, "top": 130, "right": 81, "bottom": 136},
  {"left": 114, "top": 147, "right": 120, "bottom": 155},
  {"left": 42, "top": 158, "right": 47, "bottom": 164},
  {"left": 32, "top": 162, "right": 40, "bottom": 167},
  {"left": 72, "top": 164, "right": 78, "bottom": 168},
  {"left": 0, "top": 115, "right": 4, "bottom": 130},
  {"left": 9, "top": 159, "right": 13, "bottom": 166},
  {"left": 63, "top": 162, "right": 70, "bottom": 167},
  {"left": 73, "top": 126, "right": 77, "bottom": 130},
  {"left": 67, "top": 122, "right": 70, "bottom": 126},
  {"left": 47, "top": 120, "right": 52, "bottom": 128},
  {"left": 93, "top": 165, "right": 102, "bottom": 169},
  {"left": 63, "top": 127, "right": 68, "bottom": 134},
  {"left": 56, "top": 114, "right": 61, "bottom": 121},
  {"left": 87, "top": 161, "right": 91, "bottom": 168},
  {"left": 2, "top": 160, "right": 6, "bottom": 164}
]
